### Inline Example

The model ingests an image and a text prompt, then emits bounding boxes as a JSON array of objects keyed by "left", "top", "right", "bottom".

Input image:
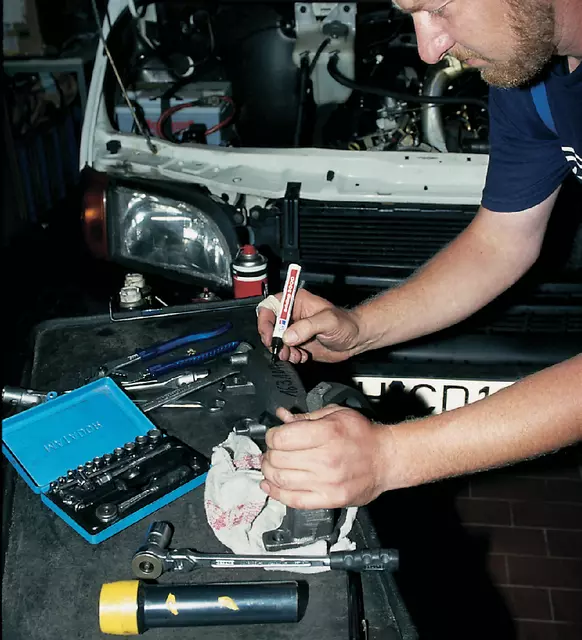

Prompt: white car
[{"left": 80, "top": 0, "right": 581, "bottom": 415}]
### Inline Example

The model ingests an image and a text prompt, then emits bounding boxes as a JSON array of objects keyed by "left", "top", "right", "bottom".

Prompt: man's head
[{"left": 394, "top": 0, "right": 557, "bottom": 88}]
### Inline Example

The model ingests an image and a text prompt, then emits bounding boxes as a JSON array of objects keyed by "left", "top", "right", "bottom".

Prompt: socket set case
[{"left": 1, "top": 378, "right": 209, "bottom": 544}]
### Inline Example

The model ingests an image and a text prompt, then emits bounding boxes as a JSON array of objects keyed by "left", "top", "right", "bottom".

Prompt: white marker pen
[{"left": 271, "top": 263, "right": 302, "bottom": 364}]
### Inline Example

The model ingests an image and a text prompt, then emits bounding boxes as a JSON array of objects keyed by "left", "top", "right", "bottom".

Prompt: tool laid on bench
[
  {"left": 99, "top": 579, "right": 305, "bottom": 636},
  {"left": 131, "top": 521, "right": 399, "bottom": 580},
  {"left": 86, "top": 321, "right": 238, "bottom": 384},
  {"left": 4, "top": 341, "right": 255, "bottom": 416}
]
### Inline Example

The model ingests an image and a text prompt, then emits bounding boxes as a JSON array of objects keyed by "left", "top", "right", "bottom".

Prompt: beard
[{"left": 452, "top": 0, "right": 556, "bottom": 88}]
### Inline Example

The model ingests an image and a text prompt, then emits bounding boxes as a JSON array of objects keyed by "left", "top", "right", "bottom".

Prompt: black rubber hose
[
  {"left": 327, "top": 53, "right": 489, "bottom": 110},
  {"left": 293, "top": 55, "right": 310, "bottom": 147},
  {"left": 308, "top": 37, "right": 332, "bottom": 76}
]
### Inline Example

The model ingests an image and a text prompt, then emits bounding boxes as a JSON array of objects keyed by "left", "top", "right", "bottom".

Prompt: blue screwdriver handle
[
  {"left": 146, "top": 341, "right": 241, "bottom": 378},
  {"left": 136, "top": 323, "right": 232, "bottom": 361}
]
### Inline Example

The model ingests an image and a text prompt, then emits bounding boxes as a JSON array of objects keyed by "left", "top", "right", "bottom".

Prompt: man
[{"left": 257, "top": 0, "right": 582, "bottom": 510}]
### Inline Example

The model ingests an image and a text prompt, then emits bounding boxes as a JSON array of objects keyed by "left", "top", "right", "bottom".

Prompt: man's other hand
[
  {"left": 257, "top": 289, "right": 361, "bottom": 364},
  {"left": 260, "top": 405, "right": 392, "bottom": 509}
]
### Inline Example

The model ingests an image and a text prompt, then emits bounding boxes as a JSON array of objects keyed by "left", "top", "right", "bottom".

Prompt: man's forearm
[
  {"left": 351, "top": 205, "right": 547, "bottom": 352},
  {"left": 381, "top": 355, "right": 582, "bottom": 491}
]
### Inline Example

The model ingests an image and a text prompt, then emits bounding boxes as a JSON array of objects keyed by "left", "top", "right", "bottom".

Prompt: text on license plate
[{"left": 352, "top": 376, "right": 515, "bottom": 415}]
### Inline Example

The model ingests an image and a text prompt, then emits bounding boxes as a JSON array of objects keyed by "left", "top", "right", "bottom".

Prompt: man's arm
[
  {"left": 384, "top": 354, "right": 582, "bottom": 491},
  {"left": 352, "top": 189, "right": 561, "bottom": 353},
  {"left": 261, "top": 354, "right": 582, "bottom": 508}
]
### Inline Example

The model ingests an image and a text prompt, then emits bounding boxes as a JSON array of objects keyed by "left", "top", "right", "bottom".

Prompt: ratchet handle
[
  {"left": 146, "top": 341, "right": 241, "bottom": 377},
  {"left": 136, "top": 323, "right": 232, "bottom": 361},
  {"left": 329, "top": 549, "right": 399, "bottom": 572}
]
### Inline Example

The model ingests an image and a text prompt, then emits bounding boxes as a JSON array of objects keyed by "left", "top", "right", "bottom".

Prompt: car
[{"left": 80, "top": 0, "right": 581, "bottom": 417}]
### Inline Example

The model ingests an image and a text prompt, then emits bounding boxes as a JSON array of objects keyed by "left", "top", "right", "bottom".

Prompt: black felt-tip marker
[{"left": 271, "top": 263, "right": 302, "bottom": 364}]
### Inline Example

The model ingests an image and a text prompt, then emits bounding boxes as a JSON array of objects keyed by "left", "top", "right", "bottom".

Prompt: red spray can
[{"left": 232, "top": 244, "right": 268, "bottom": 298}]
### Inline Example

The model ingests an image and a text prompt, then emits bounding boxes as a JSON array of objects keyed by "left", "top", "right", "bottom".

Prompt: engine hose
[
  {"left": 293, "top": 56, "right": 310, "bottom": 147},
  {"left": 327, "top": 54, "right": 489, "bottom": 110}
]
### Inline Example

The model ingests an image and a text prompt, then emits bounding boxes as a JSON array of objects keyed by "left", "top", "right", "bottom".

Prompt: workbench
[{"left": 1, "top": 298, "right": 416, "bottom": 640}]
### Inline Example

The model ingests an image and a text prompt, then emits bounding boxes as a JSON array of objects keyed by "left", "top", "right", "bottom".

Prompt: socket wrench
[{"left": 131, "top": 522, "right": 399, "bottom": 580}]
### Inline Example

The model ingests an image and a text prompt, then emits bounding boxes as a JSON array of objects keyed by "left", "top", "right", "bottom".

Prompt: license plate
[{"left": 352, "top": 376, "right": 515, "bottom": 415}]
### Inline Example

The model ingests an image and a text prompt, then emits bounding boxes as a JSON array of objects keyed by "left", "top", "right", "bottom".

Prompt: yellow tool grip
[{"left": 99, "top": 580, "right": 140, "bottom": 635}]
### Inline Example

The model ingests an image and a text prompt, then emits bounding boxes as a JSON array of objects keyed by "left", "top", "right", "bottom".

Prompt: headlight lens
[{"left": 112, "top": 186, "right": 233, "bottom": 288}]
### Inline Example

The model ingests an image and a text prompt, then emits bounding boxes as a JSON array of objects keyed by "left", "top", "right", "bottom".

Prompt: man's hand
[
  {"left": 260, "top": 405, "right": 392, "bottom": 508},
  {"left": 257, "top": 289, "right": 362, "bottom": 364}
]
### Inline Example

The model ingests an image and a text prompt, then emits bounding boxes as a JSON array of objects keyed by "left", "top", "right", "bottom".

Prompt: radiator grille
[
  {"left": 298, "top": 204, "right": 476, "bottom": 269},
  {"left": 481, "top": 308, "right": 582, "bottom": 334}
]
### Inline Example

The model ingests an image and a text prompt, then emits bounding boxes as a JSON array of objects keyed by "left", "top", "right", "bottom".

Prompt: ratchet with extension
[{"left": 131, "top": 522, "right": 400, "bottom": 580}]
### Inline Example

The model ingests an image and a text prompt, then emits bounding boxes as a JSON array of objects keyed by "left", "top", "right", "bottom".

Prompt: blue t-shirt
[{"left": 481, "top": 57, "right": 582, "bottom": 213}]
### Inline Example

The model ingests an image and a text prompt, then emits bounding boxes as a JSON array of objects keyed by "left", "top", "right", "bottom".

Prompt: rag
[{"left": 204, "top": 432, "right": 357, "bottom": 573}]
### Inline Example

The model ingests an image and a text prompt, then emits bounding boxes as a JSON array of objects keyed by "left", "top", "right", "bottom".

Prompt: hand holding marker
[{"left": 271, "top": 264, "right": 302, "bottom": 364}]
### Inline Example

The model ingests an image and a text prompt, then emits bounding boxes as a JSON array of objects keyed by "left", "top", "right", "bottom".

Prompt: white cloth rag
[{"left": 204, "top": 432, "right": 357, "bottom": 573}]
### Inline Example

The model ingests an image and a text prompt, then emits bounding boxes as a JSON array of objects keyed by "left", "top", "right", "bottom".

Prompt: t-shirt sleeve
[{"left": 481, "top": 86, "right": 571, "bottom": 212}]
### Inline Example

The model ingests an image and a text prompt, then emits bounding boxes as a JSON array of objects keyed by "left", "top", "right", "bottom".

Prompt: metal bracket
[{"left": 281, "top": 182, "right": 301, "bottom": 263}]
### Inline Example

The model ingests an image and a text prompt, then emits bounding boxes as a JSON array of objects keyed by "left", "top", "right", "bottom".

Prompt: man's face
[{"left": 396, "top": 0, "right": 557, "bottom": 88}]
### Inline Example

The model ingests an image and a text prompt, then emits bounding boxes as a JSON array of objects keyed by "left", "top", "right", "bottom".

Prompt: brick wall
[{"left": 456, "top": 446, "right": 582, "bottom": 640}]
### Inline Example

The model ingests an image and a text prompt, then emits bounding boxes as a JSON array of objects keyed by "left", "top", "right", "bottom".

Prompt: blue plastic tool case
[{"left": 2, "top": 378, "right": 208, "bottom": 544}]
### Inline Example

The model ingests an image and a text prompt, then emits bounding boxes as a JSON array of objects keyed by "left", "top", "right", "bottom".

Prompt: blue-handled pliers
[{"left": 89, "top": 322, "right": 239, "bottom": 383}]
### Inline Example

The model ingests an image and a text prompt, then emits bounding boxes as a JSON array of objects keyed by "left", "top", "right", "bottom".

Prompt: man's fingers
[
  {"left": 282, "top": 309, "right": 337, "bottom": 347},
  {"left": 259, "top": 481, "right": 332, "bottom": 510},
  {"left": 261, "top": 459, "right": 316, "bottom": 491},
  {"left": 257, "top": 308, "right": 276, "bottom": 347},
  {"left": 266, "top": 407, "right": 344, "bottom": 450},
  {"left": 262, "top": 447, "right": 323, "bottom": 472},
  {"left": 274, "top": 404, "right": 343, "bottom": 424}
]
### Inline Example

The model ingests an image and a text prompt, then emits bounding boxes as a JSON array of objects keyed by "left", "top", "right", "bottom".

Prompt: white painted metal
[{"left": 81, "top": 1, "right": 489, "bottom": 206}]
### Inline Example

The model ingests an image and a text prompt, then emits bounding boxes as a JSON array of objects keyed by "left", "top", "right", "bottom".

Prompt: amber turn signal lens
[{"left": 82, "top": 170, "right": 108, "bottom": 259}]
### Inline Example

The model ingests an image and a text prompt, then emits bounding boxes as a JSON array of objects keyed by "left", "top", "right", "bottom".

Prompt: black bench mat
[{"left": 2, "top": 300, "right": 416, "bottom": 640}]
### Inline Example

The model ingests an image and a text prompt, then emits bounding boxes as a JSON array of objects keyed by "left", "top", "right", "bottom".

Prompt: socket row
[{"left": 48, "top": 429, "right": 163, "bottom": 492}]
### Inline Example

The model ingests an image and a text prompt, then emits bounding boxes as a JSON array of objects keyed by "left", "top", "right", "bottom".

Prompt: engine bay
[{"left": 104, "top": 1, "right": 490, "bottom": 154}]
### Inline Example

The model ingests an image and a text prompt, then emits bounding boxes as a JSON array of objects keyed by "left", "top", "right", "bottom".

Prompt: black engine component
[{"left": 262, "top": 381, "right": 375, "bottom": 552}]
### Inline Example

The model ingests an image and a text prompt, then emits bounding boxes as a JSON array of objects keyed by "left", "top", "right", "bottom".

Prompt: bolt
[
  {"left": 136, "top": 435, "right": 149, "bottom": 446},
  {"left": 103, "top": 453, "right": 114, "bottom": 464},
  {"left": 114, "top": 447, "right": 124, "bottom": 458},
  {"left": 124, "top": 442, "right": 136, "bottom": 453}
]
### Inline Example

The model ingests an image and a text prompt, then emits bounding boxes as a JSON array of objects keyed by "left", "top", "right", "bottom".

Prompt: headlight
[{"left": 83, "top": 172, "right": 237, "bottom": 289}]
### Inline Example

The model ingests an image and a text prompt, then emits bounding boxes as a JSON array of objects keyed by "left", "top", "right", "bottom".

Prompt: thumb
[{"left": 283, "top": 309, "right": 336, "bottom": 346}]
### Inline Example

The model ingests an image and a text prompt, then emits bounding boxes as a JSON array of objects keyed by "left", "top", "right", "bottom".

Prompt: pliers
[{"left": 88, "top": 322, "right": 239, "bottom": 384}]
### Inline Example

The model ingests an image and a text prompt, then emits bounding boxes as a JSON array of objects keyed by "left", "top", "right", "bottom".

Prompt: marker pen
[{"left": 271, "top": 263, "right": 302, "bottom": 364}]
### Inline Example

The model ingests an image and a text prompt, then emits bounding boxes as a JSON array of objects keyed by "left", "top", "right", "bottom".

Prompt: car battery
[{"left": 115, "top": 81, "right": 232, "bottom": 146}]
